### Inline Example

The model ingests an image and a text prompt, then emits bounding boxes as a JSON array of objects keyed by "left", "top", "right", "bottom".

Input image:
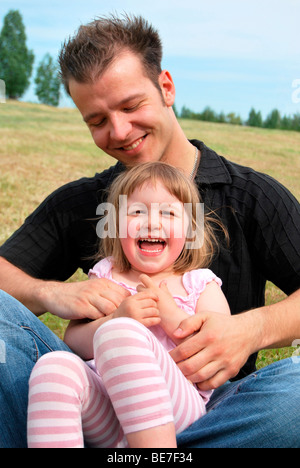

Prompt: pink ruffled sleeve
[
  {"left": 182, "top": 269, "right": 222, "bottom": 296},
  {"left": 88, "top": 257, "right": 114, "bottom": 280}
]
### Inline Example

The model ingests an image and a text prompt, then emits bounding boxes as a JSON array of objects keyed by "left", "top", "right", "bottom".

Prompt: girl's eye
[
  {"left": 161, "top": 210, "right": 175, "bottom": 217},
  {"left": 129, "top": 209, "right": 146, "bottom": 216}
]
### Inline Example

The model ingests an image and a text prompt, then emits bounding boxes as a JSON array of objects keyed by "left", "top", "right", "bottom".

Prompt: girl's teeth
[{"left": 138, "top": 239, "right": 165, "bottom": 253}]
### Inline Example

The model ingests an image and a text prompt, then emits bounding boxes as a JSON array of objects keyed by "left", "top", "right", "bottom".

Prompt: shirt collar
[
  {"left": 114, "top": 140, "right": 232, "bottom": 186},
  {"left": 190, "top": 140, "right": 232, "bottom": 186}
]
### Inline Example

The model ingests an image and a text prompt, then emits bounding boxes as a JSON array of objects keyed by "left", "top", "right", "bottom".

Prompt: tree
[
  {"left": 264, "top": 109, "right": 281, "bottom": 129},
  {"left": 0, "top": 10, "right": 34, "bottom": 99},
  {"left": 247, "top": 108, "right": 263, "bottom": 128},
  {"left": 180, "top": 105, "right": 194, "bottom": 119},
  {"left": 200, "top": 106, "right": 217, "bottom": 122},
  {"left": 35, "top": 54, "right": 61, "bottom": 106},
  {"left": 226, "top": 112, "right": 242, "bottom": 125},
  {"left": 291, "top": 114, "right": 300, "bottom": 132}
]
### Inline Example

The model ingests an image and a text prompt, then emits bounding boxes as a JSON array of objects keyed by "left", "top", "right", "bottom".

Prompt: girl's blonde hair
[{"left": 99, "top": 162, "right": 228, "bottom": 273}]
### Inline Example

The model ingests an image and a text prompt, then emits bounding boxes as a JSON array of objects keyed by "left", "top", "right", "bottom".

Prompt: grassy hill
[{"left": 1, "top": 100, "right": 300, "bottom": 366}]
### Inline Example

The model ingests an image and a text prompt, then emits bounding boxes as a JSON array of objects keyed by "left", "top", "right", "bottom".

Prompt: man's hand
[
  {"left": 170, "top": 311, "right": 257, "bottom": 390},
  {"left": 36, "top": 278, "right": 131, "bottom": 321}
]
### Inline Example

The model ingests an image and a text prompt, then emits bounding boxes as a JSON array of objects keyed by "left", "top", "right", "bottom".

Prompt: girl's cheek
[{"left": 126, "top": 219, "right": 141, "bottom": 240}]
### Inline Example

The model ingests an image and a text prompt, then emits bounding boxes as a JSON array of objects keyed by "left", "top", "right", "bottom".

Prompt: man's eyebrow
[{"left": 83, "top": 93, "right": 146, "bottom": 123}]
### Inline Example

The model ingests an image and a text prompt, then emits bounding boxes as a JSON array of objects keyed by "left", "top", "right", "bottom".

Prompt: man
[{"left": 0, "top": 14, "right": 300, "bottom": 448}]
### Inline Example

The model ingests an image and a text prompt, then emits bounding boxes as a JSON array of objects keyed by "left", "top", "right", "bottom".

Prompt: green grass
[{"left": 1, "top": 100, "right": 300, "bottom": 368}]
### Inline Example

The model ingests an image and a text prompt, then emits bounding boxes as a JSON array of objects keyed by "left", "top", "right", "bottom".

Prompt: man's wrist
[
  {"left": 235, "top": 308, "right": 268, "bottom": 355},
  {"left": 30, "top": 280, "right": 58, "bottom": 316}
]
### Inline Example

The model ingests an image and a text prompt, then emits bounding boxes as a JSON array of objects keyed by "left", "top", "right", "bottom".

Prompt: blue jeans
[{"left": 0, "top": 290, "right": 299, "bottom": 448}]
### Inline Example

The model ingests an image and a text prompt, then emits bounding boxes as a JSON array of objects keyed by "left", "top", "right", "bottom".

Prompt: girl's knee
[
  {"left": 93, "top": 318, "right": 152, "bottom": 368},
  {"left": 94, "top": 318, "right": 148, "bottom": 346},
  {"left": 29, "top": 351, "right": 78, "bottom": 382}
]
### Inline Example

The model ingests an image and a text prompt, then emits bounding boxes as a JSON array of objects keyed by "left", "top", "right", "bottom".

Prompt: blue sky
[{"left": 1, "top": 0, "right": 299, "bottom": 119}]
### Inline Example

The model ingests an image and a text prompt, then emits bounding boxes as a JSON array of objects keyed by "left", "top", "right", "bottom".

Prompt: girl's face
[{"left": 119, "top": 181, "right": 189, "bottom": 275}]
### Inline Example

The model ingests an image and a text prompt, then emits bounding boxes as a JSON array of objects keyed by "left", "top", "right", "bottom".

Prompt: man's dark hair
[{"left": 59, "top": 13, "right": 163, "bottom": 95}]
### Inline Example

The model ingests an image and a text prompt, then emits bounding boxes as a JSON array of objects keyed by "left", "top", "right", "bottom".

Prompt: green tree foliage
[
  {"left": 264, "top": 109, "right": 281, "bottom": 129},
  {"left": 0, "top": 10, "right": 34, "bottom": 99},
  {"left": 179, "top": 105, "right": 300, "bottom": 132},
  {"left": 35, "top": 54, "right": 61, "bottom": 106},
  {"left": 247, "top": 108, "right": 263, "bottom": 127}
]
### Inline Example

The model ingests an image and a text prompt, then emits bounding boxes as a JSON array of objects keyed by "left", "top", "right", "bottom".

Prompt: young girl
[{"left": 27, "top": 162, "right": 230, "bottom": 448}]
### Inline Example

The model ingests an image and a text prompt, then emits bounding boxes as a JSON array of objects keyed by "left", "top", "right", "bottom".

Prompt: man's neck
[{"left": 163, "top": 123, "right": 200, "bottom": 178}]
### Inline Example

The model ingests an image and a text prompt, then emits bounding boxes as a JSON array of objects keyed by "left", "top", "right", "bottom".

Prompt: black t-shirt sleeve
[
  {"left": 0, "top": 164, "right": 124, "bottom": 280},
  {"left": 0, "top": 180, "right": 97, "bottom": 280},
  {"left": 233, "top": 169, "right": 300, "bottom": 296}
]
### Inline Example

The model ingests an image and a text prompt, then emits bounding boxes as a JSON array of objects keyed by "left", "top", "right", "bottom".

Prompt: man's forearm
[
  {"left": 0, "top": 257, "right": 48, "bottom": 315},
  {"left": 0, "top": 256, "right": 131, "bottom": 321},
  {"left": 252, "top": 288, "right": 300, "bottom": 350}
]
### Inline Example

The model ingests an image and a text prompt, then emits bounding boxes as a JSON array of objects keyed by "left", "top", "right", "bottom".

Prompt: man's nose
[{"left": 109, "top": 113, "right": 132, "bottom": 142}]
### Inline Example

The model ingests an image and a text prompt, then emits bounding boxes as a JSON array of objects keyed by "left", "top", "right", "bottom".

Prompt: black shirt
[{"left": 1, "top": 140, "right": 300, "bottom": 379}]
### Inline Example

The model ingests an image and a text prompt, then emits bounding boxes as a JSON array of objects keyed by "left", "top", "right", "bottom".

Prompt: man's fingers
[
  {"left": 173, "top": 314, "right": 204, "bottom": 340},
  {"left": 196, "top": 369, "right": 232, "bottom": 391},
  {"left": 86, "top": 278, "right": 131, "bottom": 314},
  {"left": 169, "top": 333, "right": 205, "bottom": 366}
]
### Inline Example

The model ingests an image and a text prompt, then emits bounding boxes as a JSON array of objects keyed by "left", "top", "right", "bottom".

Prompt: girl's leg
[
  {"left": 27, "top": 351, "right": 127, "bottom": 448},
  {"left": 93, "top": 318, "right": 206, "bottom": 447},
  {"left": 0, "top": 290, "right": 71, "bottom": 448}
]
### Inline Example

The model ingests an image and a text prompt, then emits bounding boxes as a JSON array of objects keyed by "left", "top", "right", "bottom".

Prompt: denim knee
[{"left": 239, "top": 357, "right": 300, "bottom": 447}]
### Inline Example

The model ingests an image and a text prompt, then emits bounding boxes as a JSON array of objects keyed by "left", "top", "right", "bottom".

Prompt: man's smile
[{"left": 122, "top": 136, "right": 146, "bottom": 151}]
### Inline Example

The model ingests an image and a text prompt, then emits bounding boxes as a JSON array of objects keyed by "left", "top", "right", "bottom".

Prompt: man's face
[{"left": 69, "top": 51, "right": 176, "bottom": 167}]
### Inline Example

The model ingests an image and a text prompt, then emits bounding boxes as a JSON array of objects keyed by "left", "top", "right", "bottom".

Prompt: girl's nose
[{"left": 148, "top": 207, "right": 163, "bottom": 234}]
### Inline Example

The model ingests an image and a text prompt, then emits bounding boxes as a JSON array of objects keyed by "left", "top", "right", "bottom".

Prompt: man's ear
[{"left": 158, "top": 70, "right": 176, "bottom": 107}]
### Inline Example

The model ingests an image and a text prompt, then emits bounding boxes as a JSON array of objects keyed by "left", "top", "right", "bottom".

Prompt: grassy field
[{"left": 1, "top": 99, "right": 300, "bottom": 368}]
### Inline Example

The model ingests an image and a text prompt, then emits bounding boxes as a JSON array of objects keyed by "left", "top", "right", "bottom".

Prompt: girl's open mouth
[{"left": 137, "top": 238, "right": 166, "bottom": 253}]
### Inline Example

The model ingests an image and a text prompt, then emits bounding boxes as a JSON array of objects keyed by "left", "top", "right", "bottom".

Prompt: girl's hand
[
  {"left": 137, "top": 274, "right": 190, "bottom": 343},
  {"left": 137, "top": 274, "right": 178, "bottom": 318},
  {"left": 113, "top": 290, "right": 160, "bottom": 328}
]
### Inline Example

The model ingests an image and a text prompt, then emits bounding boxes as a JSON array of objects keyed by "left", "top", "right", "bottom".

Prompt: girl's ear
[{"left": 158, "top": 70, "right": 176, "bottom": 107}]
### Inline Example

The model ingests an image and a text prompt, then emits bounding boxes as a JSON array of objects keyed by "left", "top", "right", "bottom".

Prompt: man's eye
[
  {"left": 124, "top": 104, "right": 138, "bottom": 112},
  {"left": 90, "top": 118, "right": 106, "bottom": 127}
]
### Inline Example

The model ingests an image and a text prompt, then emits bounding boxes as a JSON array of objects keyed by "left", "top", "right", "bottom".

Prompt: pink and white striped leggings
[{"left": 27, "top": 318, "right": 208, "bottom": 448}]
